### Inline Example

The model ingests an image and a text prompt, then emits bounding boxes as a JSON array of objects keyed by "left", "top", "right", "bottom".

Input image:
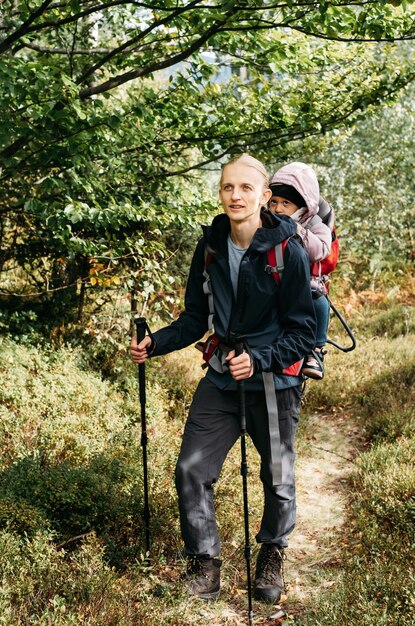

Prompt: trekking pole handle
[
  {"left": 134, "top": 316, "right": 147, "bottom": 344},
  {"left": 134, "top": 316, "right": 147, "bottom": 408},
  {"left": 235, "top": 339, "right": 244, "bottom": 357},
  {"left": 234, "top": 338, "right": 247, "bottom": 433}
]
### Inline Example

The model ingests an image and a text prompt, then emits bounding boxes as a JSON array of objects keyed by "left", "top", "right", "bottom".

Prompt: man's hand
[
  {"left": 130, "top": 335, "right": 152, "bottom": 364},
  {"left": 226, "top": 349, "right": 254, "bottom": 381}
]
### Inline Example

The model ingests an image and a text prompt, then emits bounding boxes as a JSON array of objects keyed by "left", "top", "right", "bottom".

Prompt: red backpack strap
[
  {"left": 310, "top": 227, "right": 340, "bottom": 278},
  {"left": 266, "top": 238, "right": 304, "bottom": 377},
  {"left": 265, "top": 238, "right": 290, "bottom": 284}
]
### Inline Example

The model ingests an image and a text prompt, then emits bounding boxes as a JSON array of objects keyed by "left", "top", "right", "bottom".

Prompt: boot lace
[
  {"left": 257, "top": 547, "right": 286, "bottom": 587},
  {"left": 186, "top": 556, "right": 210, "bottom": 580}
]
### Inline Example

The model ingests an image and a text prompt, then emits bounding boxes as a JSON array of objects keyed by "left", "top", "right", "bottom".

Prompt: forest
[{"left": 0, "top": 2, "right": 414, "bottom": 625}]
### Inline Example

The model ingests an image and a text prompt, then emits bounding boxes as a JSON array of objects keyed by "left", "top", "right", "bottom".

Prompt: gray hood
[{"left": 269, "top": 161, "right": 320, "bottom": 222}]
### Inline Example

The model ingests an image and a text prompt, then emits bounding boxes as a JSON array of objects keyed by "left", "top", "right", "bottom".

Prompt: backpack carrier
[
  {"left": 197, "top": 197, "right": 355, "bottom": 373},
  {"left": 308, "top": 196, "right": 339, "bottom": 291},
  {"left": 196, "top": 217, "right": 355, "bottom": 488},
  {"left": 307, "top": 197, "right": 355, "bottom": 352}
]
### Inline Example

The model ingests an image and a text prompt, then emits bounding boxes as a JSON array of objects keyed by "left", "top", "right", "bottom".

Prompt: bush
[
  {"left": 363, "top": 304, "right": 415, "bottom": 338},
  {"left": 0, "top": 530, "right": 133, "bottom": 625},
  {"left": 356, "top": 360, "right": 415, "bottom": 441},
  {"left": 0, "top": 309, "right": 44, "bottom": 345},
  {"left": 303, "top": 335, "right": 415, "bottom": 417},
  {"left": 0, "top": 453, "right": 140, "bottom": 538},
  {"left": 352, "top": 438, "right": 415, "bottom": 545},
  {"left": 303, "top": 552, "right": 415, "bottom": 626},
  {"left": 0, "top": 337, "right": 181, "bottom": 564},
  {"left": 0, "top": 496, "right": 49, "bottom": 536},
  {"left": 0, "top": 338, "right": 133, "bottom": 468},
  {"left": 0, "top": 433, "right": 183, "bottom": 565}
]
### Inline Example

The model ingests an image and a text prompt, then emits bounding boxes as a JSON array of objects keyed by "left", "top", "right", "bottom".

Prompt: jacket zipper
[{"left": 226, "top": 254, "right": 249, "bottom": 344}]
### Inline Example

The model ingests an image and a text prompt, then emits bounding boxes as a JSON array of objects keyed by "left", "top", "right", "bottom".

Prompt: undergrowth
[
  {"left": 0, "top": 290, "right": 414, "bottom": 625},
  {"left": 299, "top": 299, "right": 415, "bottom": 626}
]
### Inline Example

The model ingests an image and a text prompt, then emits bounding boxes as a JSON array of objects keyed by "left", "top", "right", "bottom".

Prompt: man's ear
[{"left": 262, "top": 188, "right": 272, "bottom": 204}]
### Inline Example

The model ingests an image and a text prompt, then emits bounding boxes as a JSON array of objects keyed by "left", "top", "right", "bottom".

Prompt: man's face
[
  {"left": 219, "top": 162, "right": 271, "bottom": 224},
  {"left": 269, "top": 196, "right": 299, "bottom": 217}
]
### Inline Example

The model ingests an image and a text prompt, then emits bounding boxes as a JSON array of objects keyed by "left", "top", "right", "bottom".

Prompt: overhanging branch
[{"left": 79, "top": 13, "right": 230, "bottom": 98}]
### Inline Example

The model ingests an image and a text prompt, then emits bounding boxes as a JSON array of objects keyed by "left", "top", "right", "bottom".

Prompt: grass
[
  {"left": 0, "top": 291, "right": 414, "bottom": 624},
  {"left": 298, "top": 297, "right": 415, "bottom": 626}
]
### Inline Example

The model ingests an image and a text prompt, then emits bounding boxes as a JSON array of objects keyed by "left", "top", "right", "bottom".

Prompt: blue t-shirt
[{"left": 227, "top": 235, "right": 248, "bottom": 299}]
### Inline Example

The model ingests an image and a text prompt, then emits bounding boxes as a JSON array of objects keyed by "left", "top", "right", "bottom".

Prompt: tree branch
[
  {"left": 0, "top": 0, "right": 55, "bottom": 54},
  {"left": 75, "top": 0, "right": 201, "bottom": 86},
  {"left": 18, "top": 42, "right": 116, "bottom": 55},
  {"left": 79, "top": 13, "right": 230, "bottom": 98}
]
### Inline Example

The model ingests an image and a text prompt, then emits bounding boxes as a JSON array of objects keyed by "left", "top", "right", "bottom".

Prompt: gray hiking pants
[{"left": 175, "top": 377, "right": 301, "bottom": 557}]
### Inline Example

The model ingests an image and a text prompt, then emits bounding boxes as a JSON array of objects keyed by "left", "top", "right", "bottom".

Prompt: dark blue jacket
[{"left": 151, "top": 211, "right": 316, "bottom": 391}]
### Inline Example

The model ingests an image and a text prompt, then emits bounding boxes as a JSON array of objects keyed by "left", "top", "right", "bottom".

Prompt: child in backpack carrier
[{"left": 269, "top": 162, "right": 332, "bottom": 380}]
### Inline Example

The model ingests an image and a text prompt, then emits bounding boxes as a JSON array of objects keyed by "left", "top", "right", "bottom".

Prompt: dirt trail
[
  {"left": 285, "top": 410, "right": 361, "bottom": 617},
  {"left": 207, "top": 410, "right": 362, "bottom": 625}
]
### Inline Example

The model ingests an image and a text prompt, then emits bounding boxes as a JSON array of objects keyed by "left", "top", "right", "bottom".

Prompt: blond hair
[{"left": 220, "top": 153, "right": 269, "bottom": 189}]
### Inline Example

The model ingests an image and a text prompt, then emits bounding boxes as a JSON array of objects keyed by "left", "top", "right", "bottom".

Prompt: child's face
[{"left": 269, "top": 196, "right": 299, "bottom": 216}]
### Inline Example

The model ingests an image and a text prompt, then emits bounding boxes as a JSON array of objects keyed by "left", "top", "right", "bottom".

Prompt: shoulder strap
[
  {"left": 203, "top": 246, "right": 215, "bottom": 331},
  {"left": 306, "top": 214, "right": 323, "bottom": 230},
  {"left": 265, "top": 238, "right": 290, "bottom": 284}
]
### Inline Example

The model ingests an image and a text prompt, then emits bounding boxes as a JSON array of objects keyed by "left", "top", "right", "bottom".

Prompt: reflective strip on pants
[{"left": 262, "top": 371, "right": 283, "bottom": 486}]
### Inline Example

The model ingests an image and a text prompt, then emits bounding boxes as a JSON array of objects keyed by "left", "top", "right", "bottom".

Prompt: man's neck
[{"left": 229, "top": 216, "right": 261, "bottom": 249}]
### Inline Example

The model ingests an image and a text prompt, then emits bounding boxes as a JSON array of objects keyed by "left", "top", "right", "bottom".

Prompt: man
[{"left": 130, "top": 154, "right": 316, "bottom": 603}]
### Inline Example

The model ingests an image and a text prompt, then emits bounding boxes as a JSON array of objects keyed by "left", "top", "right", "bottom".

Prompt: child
[{"left": 269, "top": 162, "right": 332, "bottom": 379}]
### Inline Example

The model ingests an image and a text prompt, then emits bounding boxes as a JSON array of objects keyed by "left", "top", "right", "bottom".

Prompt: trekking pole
[
  {"left": 134, "top": 315, "right": 151, "bottom": 556},
  {"left": 326, "top": 298, "right": 357, "bottom": 352},
  {"left": 235, "top": 339, "right": 254, "bottom": 626}
]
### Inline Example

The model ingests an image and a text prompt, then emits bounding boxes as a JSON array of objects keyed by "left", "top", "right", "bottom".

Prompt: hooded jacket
[
  {"left": 150, "top": 211, "right": 316, "bottom": 391},
  {"left": 270, "top": 162, "right": 331, "bottom": 265}
]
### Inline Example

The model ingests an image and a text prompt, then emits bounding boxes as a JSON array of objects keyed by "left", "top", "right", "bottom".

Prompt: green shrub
[
  {"left": 355, "top": 303, "right": 415, "bottom": 339},
  {"left": 0, "top": 530, "right": 131, "bottom": 625},
  {"left": 0, "top": 444, "right": 183, "bottom": 566},
  {"left": 0, "top": 454, "right": 138, "bottom": 535},
  {"left": 0, "top": 496, "right": 49, "bottom": 536},
  {"left": 356, "top": 360, "right": 415, "bottom": 441},
  {"left": 303, "top": 552, "right": 415, "bottom": 626},
  {"left": 0, "top": 309, "right": 46, "bottom": 346},
  {"left": 303, "top": 336, "right": 415, "bottom": 417},
  {"left": 0, "top": 338, "right": 133, "bottom": 468},
  {"left": 352, "top": 438, "right": 415, "bottom": 544},
  {"left": 0, "top": 337, "right": 180, "bottom": 564}
]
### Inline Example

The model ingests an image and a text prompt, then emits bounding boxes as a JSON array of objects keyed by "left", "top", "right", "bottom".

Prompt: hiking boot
[
  {"left": 253, "top": 544, "right": 285, "bottom": 604},
  {"left": 184, "top": 556, "right": 221, "bottom": 601},
  {"left": 302, "top": 348, "right": 325, "bottom": 380}
]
